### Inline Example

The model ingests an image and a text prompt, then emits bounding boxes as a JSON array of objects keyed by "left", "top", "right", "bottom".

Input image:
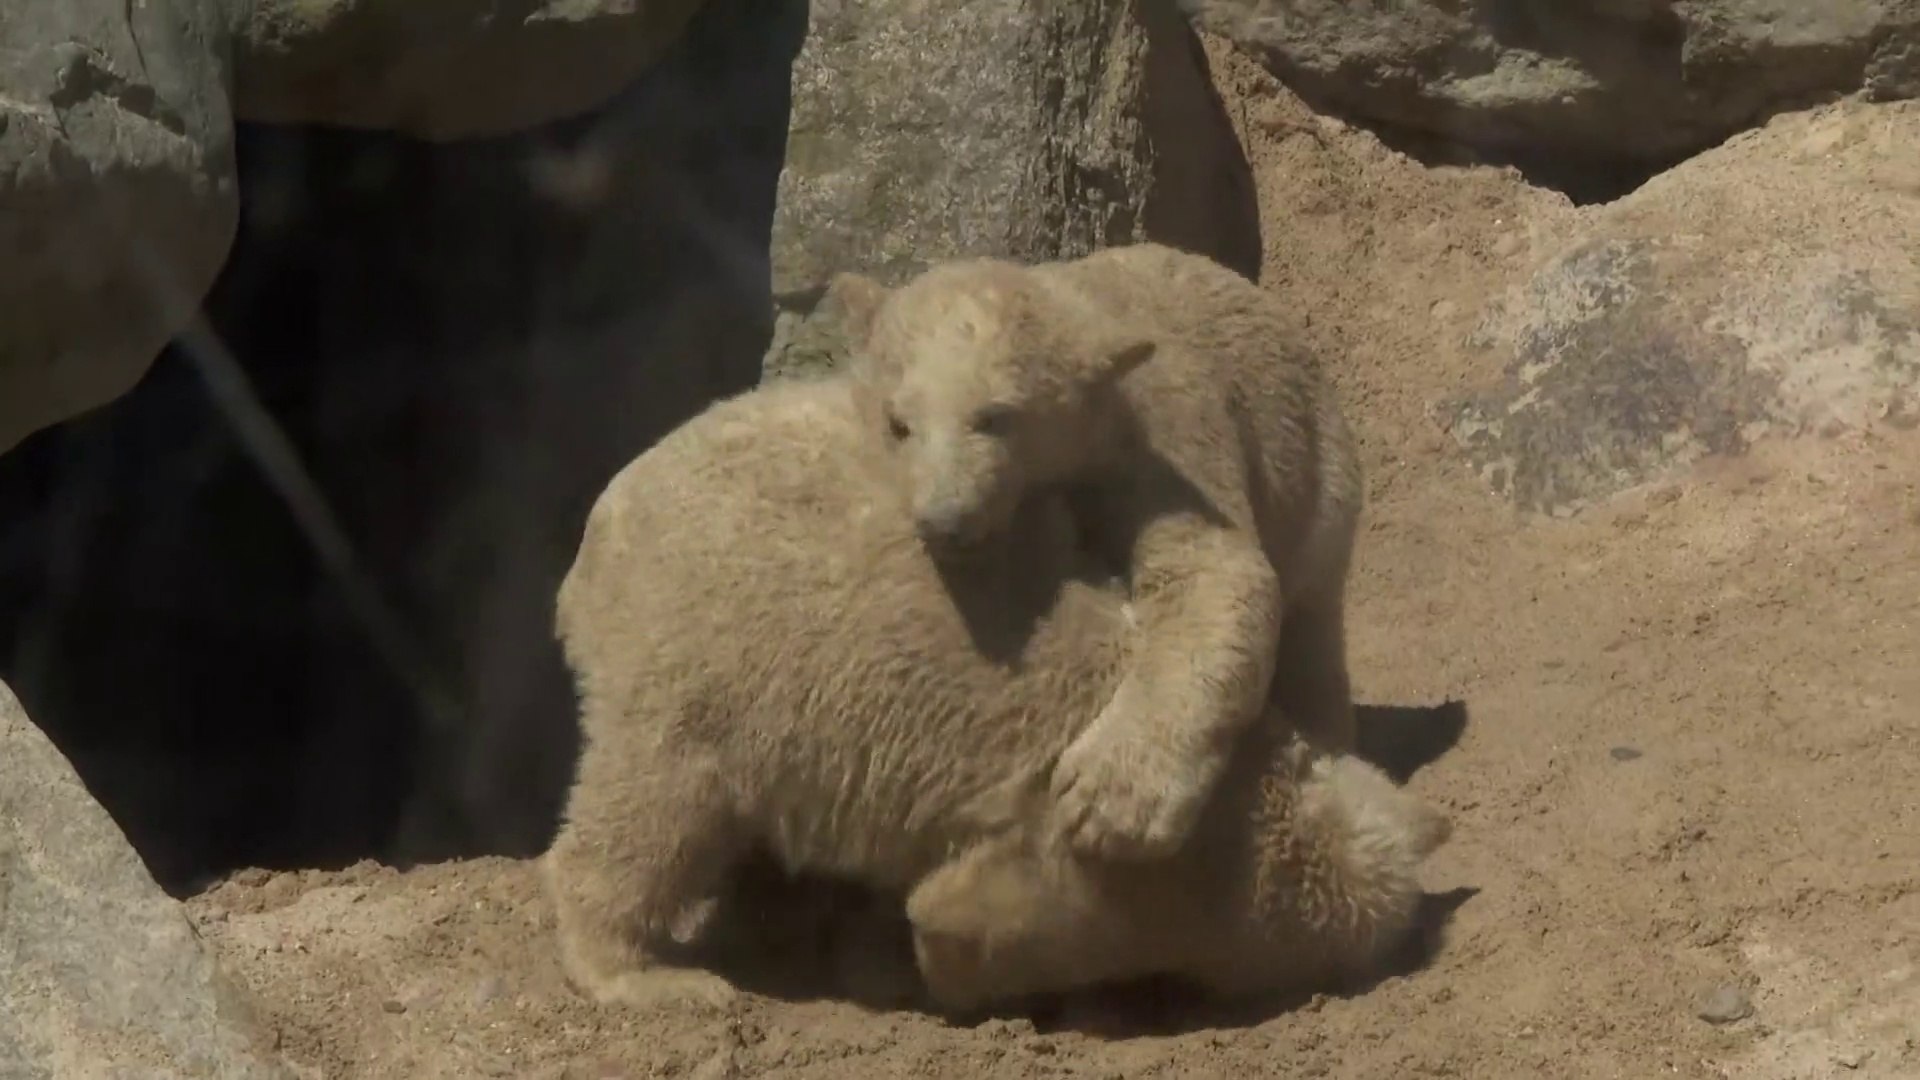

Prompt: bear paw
[
  {"left": 577, "top": 967, "right": 741, "bottom": 1014},
  {"left": 1047, "top": 721, "right": 1221, "bottom": 859}
]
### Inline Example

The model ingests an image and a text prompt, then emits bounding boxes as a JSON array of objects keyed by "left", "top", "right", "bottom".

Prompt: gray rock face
[
  {"left": 0, "top": 680, "right": 289, "bottom": 1079},
  {"left": 1, "top": 0, "right": 713, "bottom": 458},
  {"left": 0, "top": 0, "right": 240, "bottom": 456},
  {"left": 1188, "top": 0, "right": 1919, "bottom": 181},
  {"left": 1442, "top": 98, "right": 1920, "bottom": 514},
  {"left": 230, "top": 0, "right": 710, "bottom": 138},
  {"left": 763, "top": 0, "right": 1258, "bottom": 379}
]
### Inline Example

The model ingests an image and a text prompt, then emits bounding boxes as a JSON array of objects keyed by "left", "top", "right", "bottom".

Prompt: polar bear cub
[
  {"left": 829, "top": 243, "right": 1365, "bottom": 861},
  {"left": 542, "top": 373, "right": 1435, "bottom": 1013},
  {"left": 907, "top": 718, "right": 1451, "bottom": 1013}
]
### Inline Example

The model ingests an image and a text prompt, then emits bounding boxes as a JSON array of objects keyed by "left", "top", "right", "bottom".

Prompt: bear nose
[
  {"left": 916, "top": 513, "right": 962, "bottom": 543},
  {"left": 915, "top": 510, "right": 979, "bottom": 553}
]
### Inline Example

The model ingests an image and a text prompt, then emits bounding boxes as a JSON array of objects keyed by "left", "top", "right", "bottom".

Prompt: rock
[
  {"left": 1187, "top": 0, "right": 1919, "bottom": 188},
  {"left": 3, "top": 0, "right": 719, "bottom": 457},
  {"left": 763, "top": 0, "right": 1258, "bottom": 380},
  {"left": 1696, "top": 983, "right": 1755, "bottom": 1025},
  {"left": 0, "top": 0, "right": 239, "bottom": 456},
  {"left": 229, "top": 0, "right": 710, "bottom": 139},
  {"left": 0, "top": 680, "right": 289, "bottom": 1078},
  {"left": 1443, "top": 98, "right": 1920, "bottom": 513},
  {"left": 471, "top": 976, "right": 506, "bottom": 1007}
]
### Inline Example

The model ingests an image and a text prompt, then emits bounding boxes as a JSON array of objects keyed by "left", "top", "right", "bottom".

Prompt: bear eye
[
  {"left": 970, "top": 405, "right": 1017, "bottom": 435},
  {"left": 886, "top": 411, "right": 911, "bottom": 441}
]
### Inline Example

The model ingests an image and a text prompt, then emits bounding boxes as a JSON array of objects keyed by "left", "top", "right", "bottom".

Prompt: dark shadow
[
  {"left": 1312, "top": 108, "right": 1693, "bottom": 207},
  {"left": 687, "top": 855, "right": 926, "bottom": 1012},
  {"left": 0, "top": 0, "right": 807, "bottom": 895},
  {"left": 1367, "top": 885, "right": 1480, "bottom": 983},
  {"left": 928, "top": 436, "right": 1234, "bottom": 666},
  {"left": 922, "top": 496, "right": 1101, "bottom": 670},
  {"left": 1354, "top": 698, "right": 1471, "bottom": 783},
  {"left": 1139, "top": 0, "right": 1263, "bottom": 280}
]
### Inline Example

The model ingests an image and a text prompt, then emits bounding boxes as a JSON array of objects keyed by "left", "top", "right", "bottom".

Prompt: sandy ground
[{"left": 185, "top": 37, "right": 1920, "bottom": 1080}]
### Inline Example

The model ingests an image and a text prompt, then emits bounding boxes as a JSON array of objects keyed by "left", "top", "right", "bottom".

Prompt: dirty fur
[
  {"left": 828, "top": 243, "right": 1365, "bottom": 860},
  {"left": 542, "top": 373, "right": 1431, "bottom": 1013},
  {"left": 906, "top": 718, "right": 1451, "bottom": 1014}
]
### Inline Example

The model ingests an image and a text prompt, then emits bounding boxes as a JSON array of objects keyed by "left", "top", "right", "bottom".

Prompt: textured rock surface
[
  {"left": 763, "top": 0, "right": 1258, "bottom": 379},
  {"left": 2, "top": 0, "right": 714, "bottom": 459},
  {"left": 1443, "top": 98, "right": 1920, "bottom": 513},
  {"left": 230, "top": 0, "right": 710, "bottom": 138},
  {"left": 0, "top": 0, "right": 239, "bottom": 456},
  {"left": 0, "top": 680, "right": 288, "bottom": 1079},
  {"left": 1188, "top": 0, "right": 1920, "bottom": 186}
]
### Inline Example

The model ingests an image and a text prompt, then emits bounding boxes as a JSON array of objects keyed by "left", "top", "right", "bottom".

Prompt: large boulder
[
  {"left": 763, "top": 0, "right": 1259, "bottom": 379},
  {"left": 0, "top": 680, "right": 288, "bottom": 1079},
  {"left": 0, "top": 0, "right": 239, "bottom": 456},
  {"left": 1441, "top": 97, "right": 1920, "bottom": 515},
  {"left": 1, "top": 0, "right": 715, "bottom": 457},
  {"left": 229, "top": 0, "right": 709, "bottom": 138},
  {"left": 1187, "top": 0, "right": 1920, "bottom": 184}
]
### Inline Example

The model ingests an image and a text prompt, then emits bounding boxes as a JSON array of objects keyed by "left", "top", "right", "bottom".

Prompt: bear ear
[
  {"left": 1090, "top": 336, "right": 1155, "bottom": 388},
  {"left": 823, "top": 271, "right": 892, "bottom": 348}
]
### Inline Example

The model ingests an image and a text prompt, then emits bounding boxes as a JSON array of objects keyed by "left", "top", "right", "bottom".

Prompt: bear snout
[{"left": 914, "top": 505, "right": 992, "bottom": 556}]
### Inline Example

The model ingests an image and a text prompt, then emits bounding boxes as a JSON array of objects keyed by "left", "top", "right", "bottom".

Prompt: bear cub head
[{"left": 826, "top": 259, "right": 1155, "bottom": 559}]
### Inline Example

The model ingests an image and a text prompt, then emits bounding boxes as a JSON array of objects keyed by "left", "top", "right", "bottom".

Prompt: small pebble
[
  {"left": 1609, "top": 746, "right": 1644, "bottom": 762},
  {"left": 471, "top": 976, "right": 505, "bottom": 1008},
  {"left": 688, "top": 1049, "right": 737, "bottom": 1080},
  {"left": 1696, "top": 985, "right": 1752, "bottom": 1025},
  {"left": 381, "top": 998, "right": 407, "bottom": 1015},
  {"left": 1834, "top": 1049, "right": 1869, "bottom": 1069},
  {"left": 1690, "top": 922, "right": 1730, "bottom": 947}
]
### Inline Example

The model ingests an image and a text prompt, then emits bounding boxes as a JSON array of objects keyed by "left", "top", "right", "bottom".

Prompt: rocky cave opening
[{"left": 0, "top": 0, "right": 804, "bottom": 897}]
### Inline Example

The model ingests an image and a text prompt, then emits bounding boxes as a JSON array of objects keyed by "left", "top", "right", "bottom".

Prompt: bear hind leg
[{"left": 543, "top": 748, "right": 745, "bottom": 1012}]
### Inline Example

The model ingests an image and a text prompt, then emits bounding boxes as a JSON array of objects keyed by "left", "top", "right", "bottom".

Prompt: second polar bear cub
[
  {"left": 908, "top": 716, "right": 1452, "bottom": 1013},
  {"left": 830, "top": 242, "right": 1364, "bottom": 861}
]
